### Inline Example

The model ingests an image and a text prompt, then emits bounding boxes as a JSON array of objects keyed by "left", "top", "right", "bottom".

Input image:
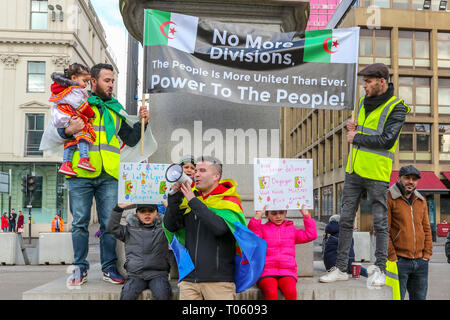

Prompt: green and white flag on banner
[
  {"left": 143, "top": 9, "right": 360, "bottom": 110},
  {"left": 144, "top": 10, "right": 198, "bottom": 53},
  {"left": 303, "top": 29, "right": 359, "bottom": 64}
]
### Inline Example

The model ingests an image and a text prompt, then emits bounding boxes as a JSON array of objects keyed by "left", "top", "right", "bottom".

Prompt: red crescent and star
[
  {"left": 160, "top": 21, "right": 177, "bottom": 39},
  {"left": 322, "top": 36, "right": 339, "bottom": 54}
]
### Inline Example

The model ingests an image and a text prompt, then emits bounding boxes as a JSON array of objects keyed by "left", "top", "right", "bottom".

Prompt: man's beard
[
  {"left": 397, "top": 181, "right": 416, "bottom": 195},
  {"left": 95, "top": 87, "right": 112, "bottom": 101}
]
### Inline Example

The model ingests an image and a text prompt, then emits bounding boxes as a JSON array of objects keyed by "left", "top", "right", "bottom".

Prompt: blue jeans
[
  {"left": 63, "top": 140, "right": 89, "bottom": 163},
  {"left": 120, "top": 276, "right": 172, "bottom": 300},
  {"left": 68, "top": 173, "right": 118, "bottom": 271},
  {"left": 397, "top": 257, "right": 429, "bottom": 300},
  {"left": 336, "top": 173, "right": 389, "bottom": 272}
]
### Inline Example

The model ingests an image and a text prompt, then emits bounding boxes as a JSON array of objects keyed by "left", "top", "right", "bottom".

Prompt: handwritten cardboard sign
[
  {"left": 118, "top": 162, "right": 170, "bottom": 204},
  {"left": 253, "top": 158, "right": 313, "bottom": 211}
]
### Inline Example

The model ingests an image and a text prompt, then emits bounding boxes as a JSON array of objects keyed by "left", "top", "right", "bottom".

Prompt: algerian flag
[
  {"left": 144, "top": 9, "right": 198, "bottom": 54},
  {"left": 303, "top": 27, "right": 359, "bottom": 63}
]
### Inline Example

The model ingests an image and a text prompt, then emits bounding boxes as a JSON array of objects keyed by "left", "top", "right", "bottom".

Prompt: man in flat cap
[
  {"left": 320, "top": 63, "right": 410, "bottom": 286},
  {"left": 387, "top": 165, "right": 432, "bottom": 300}
]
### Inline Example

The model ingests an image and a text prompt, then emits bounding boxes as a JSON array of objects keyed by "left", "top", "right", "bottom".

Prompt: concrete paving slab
[{"left": 22, "top": 262, "right": 392, "bottom": 300}]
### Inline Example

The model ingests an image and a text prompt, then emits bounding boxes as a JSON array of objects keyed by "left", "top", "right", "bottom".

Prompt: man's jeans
[
  {"left": 68, "top": 173, "right": 118, "bottom": 271},
  {"left": 397, "top": 257, "right": 429, "bottom": 300},
  {"left": 336, "top": 173, "right": 389, "bottom": 272}
]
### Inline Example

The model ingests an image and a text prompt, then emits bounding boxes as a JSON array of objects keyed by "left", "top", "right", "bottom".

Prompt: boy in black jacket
[{"left": 107, "top": 203, "right": 172, "bottom": 300}]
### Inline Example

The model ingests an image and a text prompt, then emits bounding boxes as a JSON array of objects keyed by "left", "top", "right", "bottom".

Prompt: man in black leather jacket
[{"left": 320, "top": 63, "right": 409, "bottom": 285}]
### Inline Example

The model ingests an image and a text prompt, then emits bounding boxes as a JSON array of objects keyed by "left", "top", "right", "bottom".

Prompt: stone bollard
[
  {"left": 0, "top": 233, "right": 25, "bottom": 265},
  {"left": 38, "top": 232, "right": 74, "bottom": 265}
]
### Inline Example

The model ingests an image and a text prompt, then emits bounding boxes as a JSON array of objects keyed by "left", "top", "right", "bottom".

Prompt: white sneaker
[
  {"left": 319, "top": 266, "right": 349, "bottom": 283},
  {"left": 367, "top": 265, "right": 386, "bottom": 287}
]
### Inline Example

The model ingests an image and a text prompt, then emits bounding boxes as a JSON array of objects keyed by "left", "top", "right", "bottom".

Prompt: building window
[
  {"left": 439, "top": 124, "right": 450, "bottom": 162},
  {"left": 373, "top": 0, "right": 390, "bottom": 7},
  {"left": 30, "top": 0, "right": 48, "bottom": 30},
  {"left": 398, "top": 30, "right": 430, "bottom": 68},
  {"left": 25, "top": 114, "right": 45, "bottom": 157},
  {"left": 364, "top": 0, "right": 444, "bottom": 8},
  {"left": 313, "top": 189, "right": 319, "bottom": 218},
  {"left": 328, "top": 136, "right": 334, "bottom": 171},
  {"left": 321, "top": 185, "right": 333, "bottom": 220},
  {"left": 441, "top": 194, "right": 450, "bottom": 220},
  {"left": 336, "top": 182, "right": 344, "bottom": 215},
  {"left": 398, "top": 77, "right": 431, "bottom": 115},
  {"left": 393, "top": 0, "right": 409, "bottom": 9},
  {"left": 359, "top": 28, "right": 391, "bottom": 66},
  {"left": 27, "top": 62, "right": 46, "bottom": 92},
  {"left": 438, "top": 78, "right": 450, "bottom": 114},
  {"left": 399, "top": 123, "right": 431, "bottom": 163},
  {"left": 438, "top": 32, "right": 450, "bottom": 68},
  {"left": 337, "top": 131, "right": 343, "bottom": 167}
]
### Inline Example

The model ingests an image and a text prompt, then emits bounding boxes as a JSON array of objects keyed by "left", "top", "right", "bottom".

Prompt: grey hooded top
[{"left": 106, "top": 206, "right": 170, "bottom": 280}]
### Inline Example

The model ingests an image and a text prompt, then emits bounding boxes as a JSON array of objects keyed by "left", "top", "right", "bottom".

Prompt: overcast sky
[{"left": 89, "top": 0, "right": 131, "bottom": 105}]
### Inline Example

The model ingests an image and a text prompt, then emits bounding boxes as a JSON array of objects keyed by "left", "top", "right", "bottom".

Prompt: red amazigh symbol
[
  {"left": 160, "top": 21, "right": 177, "bottom": 39},
  {"left": 322, "top": 36, "right": 338, "bottom": 54}
]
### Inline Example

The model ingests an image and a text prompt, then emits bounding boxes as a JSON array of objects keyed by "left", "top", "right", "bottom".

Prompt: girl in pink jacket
[{"left": 248, "top": 205, "right": 317, "bottom": 300}]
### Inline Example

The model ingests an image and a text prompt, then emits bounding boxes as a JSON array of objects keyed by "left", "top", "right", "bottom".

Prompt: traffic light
[
  {"left": 27, "top": 176, "right": 36, "bottom": 196},
  {"left": 21, "top": 175, "right": 28, "bottom": 195}
]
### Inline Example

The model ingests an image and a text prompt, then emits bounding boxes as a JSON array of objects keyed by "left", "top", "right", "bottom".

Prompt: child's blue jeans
[{"left": 63, "top": 140, "right": 90, "bottom": 162}]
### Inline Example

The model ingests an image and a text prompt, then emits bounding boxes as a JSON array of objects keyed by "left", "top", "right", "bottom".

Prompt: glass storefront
[{"left": 0, "top": 162, "right": 67, "bottom": 223}]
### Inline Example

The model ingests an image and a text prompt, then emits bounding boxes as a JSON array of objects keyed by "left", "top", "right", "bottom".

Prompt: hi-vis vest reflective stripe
[
  {"left": 385, "top": 260, "right": 401, "bottom": 300},
  {"left": 346, "top": 96, "right": 410, "bottom": 182},
  {"left": 71, "top": 107, "right": 122, "bottom": 179}
]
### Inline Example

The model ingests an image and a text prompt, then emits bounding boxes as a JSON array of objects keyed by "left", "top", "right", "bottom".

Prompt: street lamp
[
  {"left": 55, "top": 4, "right": 64, "bottom": 22},
  {"left": 48, "top": 4, "right": 55, "bottom": 21}
]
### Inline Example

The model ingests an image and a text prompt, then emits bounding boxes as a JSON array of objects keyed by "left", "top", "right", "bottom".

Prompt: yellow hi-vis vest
[
  {"left": 385, "top": 260, "right": 401, "bottom": 300},
  {"left": 346, "top": 96, "right": 410, "bottom": 182},
  {"left": 71, "top": 106, "right": 122, "bottom": 179}
]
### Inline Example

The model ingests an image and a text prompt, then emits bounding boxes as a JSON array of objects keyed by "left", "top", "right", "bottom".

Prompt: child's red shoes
[
  {"left": 58, "top": 162, "right": 77, "bottom": 177},
  {"left": 77, "top": 158, "right": 96, "bottom": 172}
]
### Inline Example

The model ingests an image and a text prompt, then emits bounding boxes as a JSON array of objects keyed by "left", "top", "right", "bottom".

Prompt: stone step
[{"left": 22, "top": 262, "right": 392, "bottom": 300}]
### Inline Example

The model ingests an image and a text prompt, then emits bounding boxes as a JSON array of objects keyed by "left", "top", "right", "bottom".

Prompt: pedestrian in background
[
  {"left": 1, "top": 212, "right": 8, "bottom": 232},
  {"left": 51, "top": 213, "right": 64, "bottom": 232},
  {"left": 387, "top": 165, "right": 433, "bottom": 300},
  {"left": 17, "top": 211, "right": 24, "bottom": 233},
  {"left": 8, "top": 208, "right": 17, "bottom": 232},
  {"left": 323, "top": 215, "right": 368, "bottom": 277}
]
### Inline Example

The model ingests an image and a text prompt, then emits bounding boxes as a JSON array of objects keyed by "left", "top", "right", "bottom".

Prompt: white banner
[
  {"left": 253, "top": 158, "right": 313, "bottom": 211},
  {"left": 118, "top": 162, "right": 170, "bottom": 204}
]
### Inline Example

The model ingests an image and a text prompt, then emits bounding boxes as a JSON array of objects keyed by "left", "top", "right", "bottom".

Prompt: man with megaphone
[{"left": 163, "top": 156, "right": 266, "bottom": 300}]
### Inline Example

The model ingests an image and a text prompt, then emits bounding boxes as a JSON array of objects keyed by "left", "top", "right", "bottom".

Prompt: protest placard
[
  {"left": 253, "top": 158, "right": 313, "bottom": 211},
  {"left": 118, "top": 162, "right": 170, "bottom": 204}
]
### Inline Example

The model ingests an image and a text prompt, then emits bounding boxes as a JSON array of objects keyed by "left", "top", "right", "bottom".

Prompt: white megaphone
[{"left": 165, "top": 163, "right": 193, "bottom": 195}]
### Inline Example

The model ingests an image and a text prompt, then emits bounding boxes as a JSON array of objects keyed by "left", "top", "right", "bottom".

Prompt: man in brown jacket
[{"left": 387, "top": 165, "right": 433, "bottom": 300}]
